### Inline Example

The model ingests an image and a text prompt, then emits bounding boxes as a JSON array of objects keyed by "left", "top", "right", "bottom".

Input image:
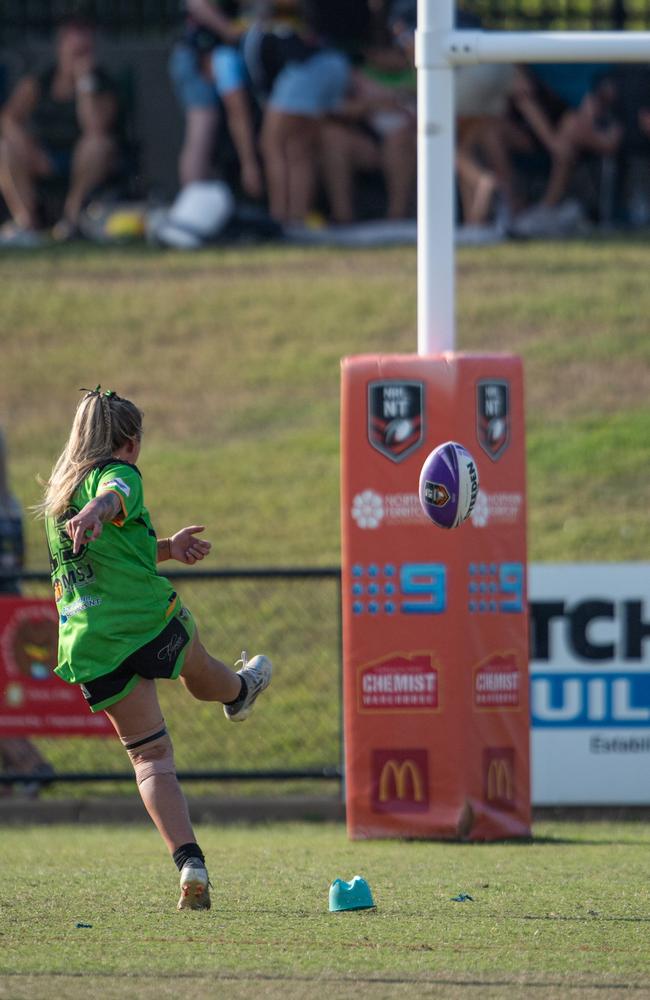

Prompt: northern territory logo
[
  {"left": 476, "top": 379, "right": 510, "bottom": 461},
  {"left": 368, "top": 380, "right": 424, "bottom": 463}
]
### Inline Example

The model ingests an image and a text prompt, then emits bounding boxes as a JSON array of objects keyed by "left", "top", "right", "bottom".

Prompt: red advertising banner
[
  {"left": 341, "top": 353, "right": 530, "bottom": 841},
  {"left": 0, "top": 597, "right": 112, "bottom": 736}
]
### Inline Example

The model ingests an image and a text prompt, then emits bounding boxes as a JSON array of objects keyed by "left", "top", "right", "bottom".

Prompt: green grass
[
  {"left": 3, "top": 238, "right": 649, "bottom": 783},
  {"left": 1, "top": 821, "right": 649, "bottom": 998},
  {"left": 2, "top": 239, "right": 649, "bottom": 570},
  {"left": 2, "top": 242, "right": 650, "bottom": 996}
]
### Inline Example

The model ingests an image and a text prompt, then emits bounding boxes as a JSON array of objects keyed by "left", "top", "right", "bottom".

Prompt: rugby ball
[{"left": 418, "top": 441, "right": 479, "bottom": 529}]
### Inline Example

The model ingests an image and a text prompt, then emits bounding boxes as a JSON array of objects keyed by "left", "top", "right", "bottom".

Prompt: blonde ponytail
[{"left": 36, "top": 389, "right": 143, "bottom": 518}]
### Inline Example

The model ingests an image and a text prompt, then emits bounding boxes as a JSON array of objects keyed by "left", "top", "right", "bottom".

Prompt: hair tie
[{"left": 78, "top": 386, "right": 116, "bottom": 402}]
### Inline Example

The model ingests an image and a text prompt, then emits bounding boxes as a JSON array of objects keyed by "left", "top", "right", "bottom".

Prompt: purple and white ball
[{"left": 418, "top": 441, "right": 479, "bottom": 529}]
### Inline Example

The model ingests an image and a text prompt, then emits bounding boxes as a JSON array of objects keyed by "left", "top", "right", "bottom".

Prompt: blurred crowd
[{"left": 0, "top": 1, "right": 649, "bottom": 246}]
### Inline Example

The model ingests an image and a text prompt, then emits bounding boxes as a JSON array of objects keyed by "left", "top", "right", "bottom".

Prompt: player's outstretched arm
[
  {"left": 158, "top": 526, "right": 212, "bottom": 566},
  {"left": 66, "top": 492, "right": 122, "bottom": 553}
]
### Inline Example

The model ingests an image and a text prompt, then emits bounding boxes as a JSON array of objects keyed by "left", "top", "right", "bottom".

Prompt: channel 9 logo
[{"left": 371, "top": 749, "right": 429, "bottom": 813}]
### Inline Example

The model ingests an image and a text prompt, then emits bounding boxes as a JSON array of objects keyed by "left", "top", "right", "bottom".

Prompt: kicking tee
[{"left": 45, "top": 461, "right": 180, "bottom": 685}]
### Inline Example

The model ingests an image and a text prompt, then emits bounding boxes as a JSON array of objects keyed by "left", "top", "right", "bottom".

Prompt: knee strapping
[{"left": 120, "top": 723, "right": 176, "bottom": 785}]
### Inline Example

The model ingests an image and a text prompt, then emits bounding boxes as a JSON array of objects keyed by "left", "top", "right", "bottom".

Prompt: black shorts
[{"left": 80, "top": 611, "right": 194, "bottom": 713}]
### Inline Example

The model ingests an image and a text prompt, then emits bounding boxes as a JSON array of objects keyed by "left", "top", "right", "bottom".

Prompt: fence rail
[{"left": 2, "top": 568, "right": 343, "bottom": 787}]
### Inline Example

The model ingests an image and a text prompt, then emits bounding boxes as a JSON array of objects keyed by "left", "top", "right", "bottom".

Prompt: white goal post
[{"left": 416, "top": 0, "right": 650, "bottom": 354}]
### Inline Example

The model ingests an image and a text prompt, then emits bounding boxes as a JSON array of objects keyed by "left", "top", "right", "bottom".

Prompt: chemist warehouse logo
[
  {"left": 371, "top": 749, "right": 429, "bottom": 813},
  {"left": 358, "top": 653, "right": 440, "bottom": 713},
  {"left": 473, "top": 651, "right": 521, "bottom": 711}
]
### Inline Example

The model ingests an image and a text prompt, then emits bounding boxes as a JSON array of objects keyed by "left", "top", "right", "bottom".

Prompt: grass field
[
  {"left": 1, "top": 820, "right": 650, "bottom": 998},
  {"left": 2, "top": 237, "right": 650, "bottom": 783},
  {"left": 2, "top": 239, "right": 650, "bottom": 996},
  {"left": 2, "top": 238, "right": 649, "bottom": 571}
]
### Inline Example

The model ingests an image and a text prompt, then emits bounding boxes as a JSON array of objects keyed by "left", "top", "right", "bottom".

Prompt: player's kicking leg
[{"left": 179, "top": 629, "right": 272, "bottom": 721}]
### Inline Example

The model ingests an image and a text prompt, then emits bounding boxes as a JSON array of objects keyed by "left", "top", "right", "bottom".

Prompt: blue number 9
[
  {"left": 400, "top": 563, "right": 446, "bottom": 614},
  {"left": 499, "top": 562, "right": 524, "bottom": 612}
]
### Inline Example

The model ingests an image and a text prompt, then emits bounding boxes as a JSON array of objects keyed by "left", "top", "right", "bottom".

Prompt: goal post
[
  {"left": 339, "top": 2, "right": 650, "bottom": 840},
  {"left": 416, "top": 0, "right": 650, "bottom": 354}
]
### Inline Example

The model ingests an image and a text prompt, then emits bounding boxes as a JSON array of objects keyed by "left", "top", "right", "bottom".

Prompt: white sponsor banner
[{"left": 530, "top": 563, "right": 650, "bottom": 805}]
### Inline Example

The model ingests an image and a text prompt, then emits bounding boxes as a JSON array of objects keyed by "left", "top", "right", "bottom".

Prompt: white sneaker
[
  {"left": 223, "top": 651, "right": 272, "bottom": 722},
  {"left": 511, "top": 198, "right": 586, "bottom": 238},
  {"left": 0, "top": 223, "right": 46, "bottom": 248},
  {"left": 455, "top": 223, "right": 504, "bottom": 246},
  {"left": 177, "top": 860, "right": 211, "bottom": 911}
]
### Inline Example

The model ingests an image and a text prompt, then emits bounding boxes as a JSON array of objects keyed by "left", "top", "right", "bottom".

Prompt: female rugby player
[{"left": 39, "top": 387, "right": 272, "bottom": 911}]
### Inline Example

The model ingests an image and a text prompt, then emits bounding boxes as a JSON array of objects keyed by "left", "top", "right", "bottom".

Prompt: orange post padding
[{"left": 340, "top": 353, "right": 530, "bottom": 840}]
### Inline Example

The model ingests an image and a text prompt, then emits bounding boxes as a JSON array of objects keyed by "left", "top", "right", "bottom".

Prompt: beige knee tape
[{"left": 120, "top": 723, "right": 176, "bottom": 786}]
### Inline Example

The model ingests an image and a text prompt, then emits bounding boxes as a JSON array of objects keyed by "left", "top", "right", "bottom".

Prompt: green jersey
[{"left": 45, "top": 461, "right": 180, "bottom": 685}]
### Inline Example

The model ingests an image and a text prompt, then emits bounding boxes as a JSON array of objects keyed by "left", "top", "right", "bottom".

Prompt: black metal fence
[
  {"left": 0, "top": 1, "right": 181, "bottom": 39},
  {"left": 0, "top": 0, "right": 649, "bottom": 39},
  {"left": 1, "top": 568, "right": 343, "bottom": 788}
]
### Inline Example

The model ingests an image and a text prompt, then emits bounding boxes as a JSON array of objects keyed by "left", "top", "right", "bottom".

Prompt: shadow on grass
[
  {"left": 2, "top": 970, "right": 647, "bottom": 991},
  {"left": 519, "top": 914, "right": 650, "bottom": 923},
  {"left": 531, "top": 835, "right": 650, "bottom": 847}
]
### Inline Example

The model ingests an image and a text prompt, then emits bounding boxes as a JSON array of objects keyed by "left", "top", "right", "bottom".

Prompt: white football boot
[
  {"left": 177, "top": 860, "right": 211, "bottom": 911},
  {"left": 223, "top": 651, "right": 273, "bottom": 722}
]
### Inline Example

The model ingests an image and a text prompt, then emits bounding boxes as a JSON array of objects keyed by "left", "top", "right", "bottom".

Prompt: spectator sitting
[
  {"left": 0, "top": 429, "right": 54, "bottom": 797},
  {"left": 318, "top": 67, "right": 416, "bottom": 224},
  {"left": 377, "top": 0, "right": 515, "bottom": 235},
  {"left": 453, "top": 7, "right": 515, "bottom": 235},
  {"left": 507, "top": 63, "right": 623, "bottom": 236},
  {"left": 0, "top": 14, "right": 120, "bottom": 245},
  {"left": 242, "top": 0, "right": 368, "bottom": 225},
  {"left": 318, "top": 0, "right": 416, "bottom": 225},
  {"left": 169, "top": 1, "right": 263, "bottom": 198}
]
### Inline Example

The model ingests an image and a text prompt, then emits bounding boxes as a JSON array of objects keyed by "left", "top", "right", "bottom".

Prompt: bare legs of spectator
[
  {"left": 456, "top": 148, "right": 497, "bottom": 226},
  {"left": 541, "top": 105, "right": 623, "bottom": 208},
  {"left": 1, "top": 126, "right": 117, "bottom": 237},
  {"left": 456, "top": 116, "right": 524, "bottom": 227},
  {"left": 381, "top": 122, "right": 416, "bottom": 220},
  {"left": 471, "top": 118, "right": 522, "bottom": 219},
  {"left": 0, "top": 126, "right": 52, "bottom": 231},
  {"left": 319, "top": 121, "right": 377, "bottom": 224},
  {"left": 59, "top": 132, "right": 118, "bottom": 229},
  {"left": 221, "top": 88, "right": 263, "bottom": 200},
  {"left": 178, "top": 106, "right": 220, "bottom": 187},
  {"left": 320, "top": 119, "right": 416, "bottom": 224},
  {"left": 261, "top": 109, "right": 318, "bottom": 225}
]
